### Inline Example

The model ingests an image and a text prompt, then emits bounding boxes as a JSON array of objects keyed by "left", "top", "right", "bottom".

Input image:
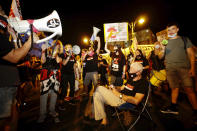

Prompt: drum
[{"left": 150, "top": 69, "right": 166, "bottom": 87}]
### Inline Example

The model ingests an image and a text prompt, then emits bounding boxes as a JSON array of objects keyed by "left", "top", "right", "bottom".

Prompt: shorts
[
  {"left": 166, "top": 67, "right": 193, "bottom": 89},
  {"left": 84, "top": 72, "right": 98, "bottom": 87},
  {"left": 0, "top": 87, "right": 17, "bottom": 118}
]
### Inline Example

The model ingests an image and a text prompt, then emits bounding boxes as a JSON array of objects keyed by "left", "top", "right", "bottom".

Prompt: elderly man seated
[{"left": 93, "top": 62, "right": 149, "bottom": 126}]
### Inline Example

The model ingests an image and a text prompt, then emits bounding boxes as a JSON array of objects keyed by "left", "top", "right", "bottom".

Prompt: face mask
[
  {"left": 88, "top": 51, "right": 94, "bottom": 56},
  {"left": 155, "top": 45, "right": 160, "bottom": 49},
  {"left": 129, "top": 73, "right": 137, "bottom": 79},
  {"left": 168, "top": 33, "right": 177, "bottom": 38},
  {"left": 136, "top": 55, "right": 141, "bottom": 59},
  {"left": 113, "top": 49, "right": 118, "bottom": 53}
]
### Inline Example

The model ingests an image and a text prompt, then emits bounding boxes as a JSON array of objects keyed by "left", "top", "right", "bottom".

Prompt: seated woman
[{"left": 93, "top": 62, "right": 149, "bottom": 126}]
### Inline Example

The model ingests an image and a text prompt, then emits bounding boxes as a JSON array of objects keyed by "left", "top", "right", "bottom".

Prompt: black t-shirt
[
  {"left": 121, "top": 78, "right": 148, "bottom": 103},
  {"left": 60, "top": 53, "right": 75, "bottom": 75},
  {"left": 0, "top": 34, "right": 20, "bottom": 87},
  {"left": 42, "top": 51, "right": 60, "bottom": 70},
  {"left": 110, "top": 52, "right": 126, "bottom": 77},
  {"left": 84, "top": 53, "right": 98, "bottom": 73},
  {"left": 149, "top": 51, "right": 165, "bottom": 71},
  {"left": 98, "top": 59, "right": 108, "bottom": 74}
]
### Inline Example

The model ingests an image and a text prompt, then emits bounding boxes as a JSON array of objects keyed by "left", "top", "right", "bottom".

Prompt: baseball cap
[{"left": 129, "top": 62, "right": 143, "bottom": 73}]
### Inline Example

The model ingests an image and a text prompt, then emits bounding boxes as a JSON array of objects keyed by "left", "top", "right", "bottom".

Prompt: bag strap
[{"left": 181, "top": 36, "right": 187, "bottom": 52}]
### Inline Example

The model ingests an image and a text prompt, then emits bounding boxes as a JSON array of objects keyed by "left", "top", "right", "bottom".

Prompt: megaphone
[
  {"left": 8, "top": 10, "right": 62, "bottom": 44},
  {"left": 90, "top": 26, "right": 100, "bottom": 43}
]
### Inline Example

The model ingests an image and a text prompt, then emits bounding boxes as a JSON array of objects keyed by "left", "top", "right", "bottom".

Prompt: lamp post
[
  {"left": 129, "top": 17, "right": 145, "bottom": 41},
  {"left": 128, "top": 17, "right": 146, "bottom": 52}
]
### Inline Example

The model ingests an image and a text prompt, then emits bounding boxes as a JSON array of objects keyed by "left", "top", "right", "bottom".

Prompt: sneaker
[
  {"left": 49, "top": 112, "right": 59, "bottom": 117},
  {"left": 64, "top": 97, "right": 71, "bottom": 101},
  {"left": 68, "top": 99, "right": 78, "bottom": 106},
  {"left": 58, "top": 105, "right": 66, "bottom": 111},
  {"left": 54, "top": 117, "right": 60, "bottom": 123},
  {"left": 74, "top": 96, "right": 81, "bottom": 101},
  {"left": 160, "top": 106, "right": 179, "bottom": 115},
  {"left": 37, "top": 115, "right": 46, "bottom": 123}
]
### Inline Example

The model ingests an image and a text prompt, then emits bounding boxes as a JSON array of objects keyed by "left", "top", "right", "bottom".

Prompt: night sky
[{"left": 1, "top": 0, "right": 196, "bottom": 48}]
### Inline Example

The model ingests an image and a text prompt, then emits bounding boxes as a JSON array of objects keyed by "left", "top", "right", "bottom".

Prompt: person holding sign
[{"left": 105, "top": 43, "right": 126, "bottom": 86}]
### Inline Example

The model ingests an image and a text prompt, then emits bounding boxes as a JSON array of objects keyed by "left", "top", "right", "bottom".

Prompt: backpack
[{"left": 181, "top": 36, "right": 188, "bottom": 52}]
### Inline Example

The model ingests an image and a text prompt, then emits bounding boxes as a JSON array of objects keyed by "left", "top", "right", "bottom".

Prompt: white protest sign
[{"left": 104, "top": 22, "right": 128, "bottom": 42}]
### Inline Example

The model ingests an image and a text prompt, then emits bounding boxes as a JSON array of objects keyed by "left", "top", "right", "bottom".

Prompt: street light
[
  {"left": 83, "top": 37, "right": 89, "bottom": 44},
  {"left": 128, "top": 17, "right": 146, "bottom": 52},
  {"left": 129, "top": 17, "right": 146, "bottom": 41},
  {"left": 138, "top": 18, "right": 145, "bottom": 24}
]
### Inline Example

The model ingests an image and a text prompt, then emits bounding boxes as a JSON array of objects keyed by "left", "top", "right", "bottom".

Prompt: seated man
[{"left": 93, "top": 62, "right": 149, "bottom": 126}]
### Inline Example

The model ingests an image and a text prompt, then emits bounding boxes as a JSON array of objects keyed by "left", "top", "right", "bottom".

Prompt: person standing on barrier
[
  {"left": 159, "top": 22, "right": 197, "bottom": 125},
  {"left": 0, "top": 5, "right": 32, "bottom": 131}
]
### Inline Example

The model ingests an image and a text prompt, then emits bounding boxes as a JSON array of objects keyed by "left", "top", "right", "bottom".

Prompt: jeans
[
  {"left": 0, "top": 86, "right": 17, "bottom": 118},
  {"left": 39, "top": 90, "right": 57, "bottom": 117}
]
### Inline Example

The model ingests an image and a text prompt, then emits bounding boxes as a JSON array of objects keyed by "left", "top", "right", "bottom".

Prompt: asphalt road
[{"left": 17, "top": 83, "right": 197, "bottom": 131}]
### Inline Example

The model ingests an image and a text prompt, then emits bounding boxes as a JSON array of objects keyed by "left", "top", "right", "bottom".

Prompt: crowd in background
[{"left": 1, "top": 4, "right": 197, "bottom": 131}]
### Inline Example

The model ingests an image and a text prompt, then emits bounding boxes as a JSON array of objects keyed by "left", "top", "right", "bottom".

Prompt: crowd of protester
[{"left": 0, "top": 4, "right": 197, "bottom": 131}]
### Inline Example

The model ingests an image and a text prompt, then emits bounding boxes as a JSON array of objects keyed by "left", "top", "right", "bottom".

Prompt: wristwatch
[{"left": 119, "top": 94, "right": 123, "bottom": 99}]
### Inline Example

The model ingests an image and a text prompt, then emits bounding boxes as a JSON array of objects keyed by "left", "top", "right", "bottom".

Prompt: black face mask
[
  {"left": 136, "top": 55, "right": 141, "bottom": 60},
  {"left": 129, "top": 73, "right": 137, "bottom": 79},
  {"left": 114, "top": 49, "right": 118, "bottom": 53}
]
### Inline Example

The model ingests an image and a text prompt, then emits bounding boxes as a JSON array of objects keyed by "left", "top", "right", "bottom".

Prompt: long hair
[{"left": 111, "top": 45, "right": 125, "bottom": 60}]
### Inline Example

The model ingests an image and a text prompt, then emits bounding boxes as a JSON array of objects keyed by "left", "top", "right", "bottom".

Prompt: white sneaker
[
  {"left": 49, "top": 112, "right": 59, "bottom": 117},
  {"left": 37, "top": 115, "right": 46, "bottom": 123}
]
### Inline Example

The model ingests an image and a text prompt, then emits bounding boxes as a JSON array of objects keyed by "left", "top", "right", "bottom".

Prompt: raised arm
[
  {"left": 95, "top": 37, "right": 101, "bottom": 54},
  {"left": 104, "top": 42, "right": 110, "bottom": 54},
  {"left": 158, "top": 44, "right": 166, "bottom": 59}
]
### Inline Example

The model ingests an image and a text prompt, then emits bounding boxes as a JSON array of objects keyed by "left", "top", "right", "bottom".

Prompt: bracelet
[{"left": 119, "top": 94, "right": 123, "bottom": 99}]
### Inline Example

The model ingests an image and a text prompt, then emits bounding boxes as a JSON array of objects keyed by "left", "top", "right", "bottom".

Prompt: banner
[
  {"left": 104, "top": 22, "right": 128, "bottom": 42},
  {"left": 9, "top": 0, "right": 23, "bottom": 20}
]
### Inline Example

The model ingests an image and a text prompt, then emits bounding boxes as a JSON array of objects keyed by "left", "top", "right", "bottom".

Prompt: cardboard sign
[{"left": 104, "top": 22, "right": 128, "bottom": 42}]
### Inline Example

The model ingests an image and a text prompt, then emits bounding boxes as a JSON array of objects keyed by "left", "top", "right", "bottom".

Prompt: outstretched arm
[
  {"left": 104, "top": 42, "right": 110, "bottom": 54},
  {"left": 95, "top": 37, "right": 101, "bottom": 54},
  {"left": 2, "top": 36, "right": 32, "bottom": 63}
]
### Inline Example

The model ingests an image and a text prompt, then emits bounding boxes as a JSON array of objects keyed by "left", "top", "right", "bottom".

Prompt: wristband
[{"left": 119, "top": 94, "right": 123, "bottom": 99}]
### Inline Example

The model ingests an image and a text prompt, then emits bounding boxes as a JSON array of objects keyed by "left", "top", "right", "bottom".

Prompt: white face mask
[
  {"left": 168, "top": 33, "right": 177, "bottom": 38},
  {"left": 155, "top": 45, "right": 160, "bottom": 49}
]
